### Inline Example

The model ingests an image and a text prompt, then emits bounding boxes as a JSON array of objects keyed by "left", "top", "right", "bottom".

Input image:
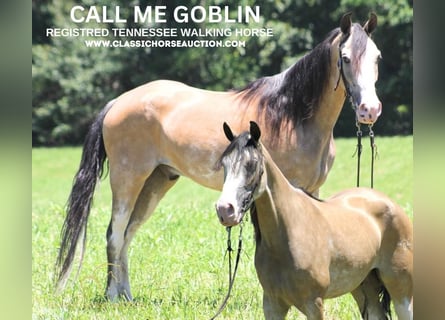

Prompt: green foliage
[{"left": 32, "top": 0, "right": 412, "bottom": 145}]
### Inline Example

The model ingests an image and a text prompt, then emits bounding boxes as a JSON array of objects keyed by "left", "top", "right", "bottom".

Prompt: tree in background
[{"left": 32, "top": 0, "right": 412, "bottom": 146}]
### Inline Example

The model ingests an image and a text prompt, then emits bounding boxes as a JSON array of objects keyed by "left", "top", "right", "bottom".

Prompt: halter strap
[
  {"left": 338, "top": 52, "right": 353, "bottom": 100},
  {"left": 334, "top": 55, "right": 344, "bottom": 91},
  {"left": 210, "top": 224, "right": 243, "bottom": 320},
  {"left": 334, "top": 34, "right": 357, "bottom": 108},
  {"left": 354, "top": 121, "right": 363, "bottom": 187},
  {"left": 368, "top": 124, "right": 378, "bottom": 188},
  {"left": 353, "top": 123, "right": 378, "bottom": 188}
]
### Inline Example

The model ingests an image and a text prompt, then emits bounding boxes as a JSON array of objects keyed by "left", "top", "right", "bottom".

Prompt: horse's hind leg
[
  {"left": 379, "top": 239, "right": 413, "bottom": 320},
  {"left": 351, "top": 286, "right": 367, "bottom": 318},
  {"left": 118, "top": 166, "right": 179, "bottom": 293},
  {"left": 380, "top": 269, "right": 413, "bottom": 320},
  {"left": 300, "top": 297, "right": 325, "bottom": 320},
  {"left": 393, "top": 297, "right": 413, "bottom": 320},
  {"left": 106, "top": 165, "right": 179, "bottom": 301},
  {"left": 124, "top": 166, "right": 179, "bottom": 241},
  {"left": 105, "top": 157, "right": 156, "bottom": 301},
  {"left": 351, "top": 270, "right": 388, "bottom": 319},
  {"left": 262, "top": 293, "right": 289, "bottom": 320}
]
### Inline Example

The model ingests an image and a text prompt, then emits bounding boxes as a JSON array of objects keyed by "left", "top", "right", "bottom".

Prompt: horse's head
[
  {"left": 339, "top": 12, "right": 382, "bottom": 124},
  {"left": 215, "top": 122, "right": 265, "bottom": 227}
]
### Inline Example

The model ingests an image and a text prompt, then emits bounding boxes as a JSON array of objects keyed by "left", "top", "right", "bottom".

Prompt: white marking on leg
[{"left": 394, "top": 297, "right": 413, "bottom": 320}]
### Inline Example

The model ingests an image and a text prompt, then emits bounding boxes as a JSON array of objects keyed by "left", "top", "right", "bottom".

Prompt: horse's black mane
[
  {"left": 235, "top": 28, "right": 341, "bottom": 138},
  {"left": 235, "top": 24, "right": 367, "bottom": 140}
]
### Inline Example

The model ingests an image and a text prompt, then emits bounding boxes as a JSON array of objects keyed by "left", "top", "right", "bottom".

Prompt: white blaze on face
[
  {"left": 215, "top": 162, "right": 246, "bottom": 227},
  {"left": 341, "top": 31, "right": 382, "bottom": 124},
  {"left": 355, "top": 37, "right": 382, "bottom": 124}
]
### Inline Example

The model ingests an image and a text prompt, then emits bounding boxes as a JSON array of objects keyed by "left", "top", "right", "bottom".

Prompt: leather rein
[{"left": 210, "top": 224, "right": 244, "bottom": 320}]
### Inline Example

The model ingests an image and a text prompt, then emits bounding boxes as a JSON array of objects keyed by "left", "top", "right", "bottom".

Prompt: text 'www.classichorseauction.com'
[{"left": 45, "top": 5, "right": 275, "bottom": 48}]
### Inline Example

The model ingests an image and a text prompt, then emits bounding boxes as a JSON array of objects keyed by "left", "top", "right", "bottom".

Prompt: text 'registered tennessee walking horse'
[
  {"left": 56, "top": 13, "right": 383, "bottom": 301},
  {"left": 215, "top": 121, "right": 413, "bottom": 320}
]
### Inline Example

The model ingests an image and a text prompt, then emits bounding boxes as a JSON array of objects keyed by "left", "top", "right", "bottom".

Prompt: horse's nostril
[
  {"left": 359, "top": 104, "right": 368, "bottom": 112},
  {"left": 216, "top": 201, "right": 235, "bottom": 217}
]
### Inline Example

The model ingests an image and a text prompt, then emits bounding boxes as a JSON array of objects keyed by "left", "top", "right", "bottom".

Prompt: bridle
[
  {"left": 334, "top": 33, "right": 378, "bottom": 188},
  {"left": 334, "top": 34, "right": 353, "bottom": 102}
]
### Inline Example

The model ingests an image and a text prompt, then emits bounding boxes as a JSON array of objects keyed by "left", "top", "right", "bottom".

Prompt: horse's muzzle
[
  {"left": 215, "top": 201, "right": 240, "bottom": 227},
  {"left": 356, "top": 101, "right": 382, "bottom": 124}
]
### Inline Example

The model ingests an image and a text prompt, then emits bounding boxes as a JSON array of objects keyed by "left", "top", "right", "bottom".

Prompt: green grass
[{"left": 32, "top": 136, "right": 412, "bottom": 319}]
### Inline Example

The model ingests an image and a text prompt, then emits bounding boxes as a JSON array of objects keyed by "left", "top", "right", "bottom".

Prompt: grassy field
[{"left": 32, "top": 136, "right": 412, "bottom": 319}]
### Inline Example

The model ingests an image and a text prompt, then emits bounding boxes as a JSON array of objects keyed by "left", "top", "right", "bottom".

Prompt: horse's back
[
  {"left": 104, "top": 80, "right": 198, "bottom": 122},
  {"left": 100, "top": 79, "right": 250, "bottom": 189},
  {"left": 327, "top": 187, "right": 412, "bottom": 239},
  {"left": 103, "top": 79, "right": 241, "bottom": 126}
]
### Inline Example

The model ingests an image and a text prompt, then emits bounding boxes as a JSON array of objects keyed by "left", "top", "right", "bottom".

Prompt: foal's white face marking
[
  {"left": 216, "top": 158, "right": 251, "bottom": 226},
  {"left": 216, "top": 145, "right": 263, "bottom": 227},
  {"left": 341, "top": 30, "right": 382, "bottom": 124}
]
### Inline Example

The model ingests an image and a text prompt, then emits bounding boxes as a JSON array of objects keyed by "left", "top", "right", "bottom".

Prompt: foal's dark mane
[
  {"left": 236, "top": 23, "right": 369, "bottom": 140},
  {"left": 216, "top": 131, "right": 262, "bottom": 170}
]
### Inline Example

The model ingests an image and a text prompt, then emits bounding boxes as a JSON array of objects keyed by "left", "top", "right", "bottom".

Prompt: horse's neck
[
  {"left": 262, "top": 145, "right": 292, "bottom": 192},
  {"left": 282, "top": 35, "right": 346, "bottom": 193},
  {"left": 254, "top": 147, "right": 308, "bottom": 249},
  {"left": 310, "top": 34, "right": 347, "bottom": 133}
]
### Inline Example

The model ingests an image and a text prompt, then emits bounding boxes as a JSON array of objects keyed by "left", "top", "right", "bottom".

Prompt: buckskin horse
[
  {"left": 56, "top": 13, "right": 383, "bottom": 301},
  {"left": 216, "top": 122, "right": 413, "bottom": 320}
]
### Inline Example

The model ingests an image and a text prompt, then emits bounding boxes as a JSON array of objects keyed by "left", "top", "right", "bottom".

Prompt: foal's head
[
  {"left": 215, "top": 122, "right": 265, "bottom": 227},
  {"left": 339, "top": 12, "right": 382, "bottom": 124}
]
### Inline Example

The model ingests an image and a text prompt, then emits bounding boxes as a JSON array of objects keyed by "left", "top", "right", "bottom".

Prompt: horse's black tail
[
  {"left": 380, "top": 285, "right": 392, "bottom": 320},
  {"left": 55, "top": 100, "right": 114, "bottom": 293},
  {"left": 359, "top": 270, "right": 393, "bottom": 320}
]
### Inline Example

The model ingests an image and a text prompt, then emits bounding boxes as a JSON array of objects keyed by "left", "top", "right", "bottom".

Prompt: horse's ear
[
  {"left": 249, "top": 121, "right": 261, "bottom": 143},
  {"left": 340, "top": 12, "right": 352, "bottom": 35},
  {"left": 223, "top": 122, "right": 235, "bottom": 141},
  {"left": 363, "top": 12, "right": 377, "bottom": 35}
]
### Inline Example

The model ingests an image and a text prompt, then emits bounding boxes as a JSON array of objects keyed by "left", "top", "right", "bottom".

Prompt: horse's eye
[
  {"left": 245, "top": 161, "right": 256, "bottom": 172},
  {"left": 342, "top": 56, "right": 351, "bottom": 64}
]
